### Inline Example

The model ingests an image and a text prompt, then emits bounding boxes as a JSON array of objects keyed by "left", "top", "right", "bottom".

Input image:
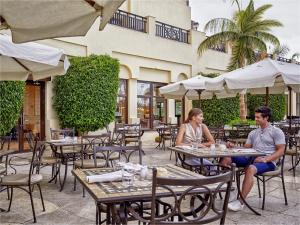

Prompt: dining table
[
  {"left": 72, "top": 164, "right": 229, "bottom": 225},
  {"left": 169, "top": 145, "right": 266, "bottom": 216}
]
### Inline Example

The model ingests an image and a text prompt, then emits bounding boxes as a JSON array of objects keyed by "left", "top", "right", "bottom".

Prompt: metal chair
[
  {"left": 0, "top": 141, "right": 46, "bottom": 223},
  {"left": 122, "top": 124, "right": 142, "bottom": 146},
  {"left": 286, "top": 130, "right": 300, "bottom": 176},
  {"left": 93, "top": 142, "right": 143, "bottom": 224},
  {"left": 125, "top": 165, "right": 235, "bottom": 225},
  {"left": 255, "top": 135, "right": 289, "bottom": 210},
  {"left": 73, "top": 133, "right": 112, "bottom": 194}
]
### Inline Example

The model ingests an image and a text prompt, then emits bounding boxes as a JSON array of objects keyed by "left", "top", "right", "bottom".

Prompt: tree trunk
[{"left": 239, "top": 93, "right": 247, "bottom": 120}]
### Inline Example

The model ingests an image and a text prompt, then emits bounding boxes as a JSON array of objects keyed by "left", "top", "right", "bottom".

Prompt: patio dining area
[{"left": 0, "top": 131, "right": 299, "bottom": 225}]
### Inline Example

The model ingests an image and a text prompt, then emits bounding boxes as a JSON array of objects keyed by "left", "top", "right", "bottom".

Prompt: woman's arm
[
  {"left": 201, "top": 124, "right": 215, "bottom": 147},
  {"left": 175, "top": 124, "right": 186, "bottom": 146}
]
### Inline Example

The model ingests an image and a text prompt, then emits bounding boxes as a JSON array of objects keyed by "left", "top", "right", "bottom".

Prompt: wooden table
[
  {"left": 72, "top": 164, "right": 227, "bottom": 224},
  {"left": 169, "top": 146, "right": 266, "bottom": 216}
]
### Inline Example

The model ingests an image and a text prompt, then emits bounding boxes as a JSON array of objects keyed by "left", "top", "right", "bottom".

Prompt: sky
[{"left": 189, "top": 0, "right": 300, "bottom": 58}]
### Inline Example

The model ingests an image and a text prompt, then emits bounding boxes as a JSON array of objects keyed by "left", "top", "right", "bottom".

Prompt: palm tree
[{"left": 198, "top": 0, "right": 282, "bottom": 120}]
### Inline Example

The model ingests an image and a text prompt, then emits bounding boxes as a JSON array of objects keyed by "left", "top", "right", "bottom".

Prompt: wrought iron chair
[
  {"left": 0, "top": 141, "right": 45, "bottom": 223},
  {"left": 124, "top": 165, "right": 234, "bottom": 225},
  {"left": 122, "top": 124, "right": 142, "bottom": 146},
  {"left": 73, "top": 133, "right": 113, "bottom": 194},
  {"left": 286, "top": 129, "right": 300, "bottom": 176},
  {"left": 25, "top": 132, "right": 60, "bottom": 182},
  {"left": 93, "top": 142, "right": 143, "bottom": 224},
  {"left": 0, "top": 135, "right": 11, "bottom": 151},
  {"left": 255, "top": 135, "right": 289, "bottom": 210}
]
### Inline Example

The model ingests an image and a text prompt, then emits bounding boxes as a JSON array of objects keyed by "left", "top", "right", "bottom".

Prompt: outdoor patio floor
[{"left": 1, "top": 132, "right": 300, "bottom": 225}]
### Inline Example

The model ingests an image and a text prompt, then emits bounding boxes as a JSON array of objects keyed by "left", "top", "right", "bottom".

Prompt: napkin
[
  {"left": 175, "top": 145, "right": 193, "bottom": 150},
  {"left": 86, "top": 170, "right": 123, "bottom": 183},
  {"left": 233, "top": 148, "right": 257, "bottom": 153}
]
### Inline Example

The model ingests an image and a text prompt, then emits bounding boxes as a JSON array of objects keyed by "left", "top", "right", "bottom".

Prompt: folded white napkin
[
  {"left": 175, "top": 145, "right": 193, "bottom": 150},
  {"left": 86, "top": 170, "right": 123, "bottom": 183},
  {"left": 233, "top": 148, "right": 257, "bottom": 153}
]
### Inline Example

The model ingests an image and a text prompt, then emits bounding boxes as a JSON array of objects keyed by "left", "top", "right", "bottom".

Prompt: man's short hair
[{"left": 255, "top": 106, "right": 272, "bottom": 121}]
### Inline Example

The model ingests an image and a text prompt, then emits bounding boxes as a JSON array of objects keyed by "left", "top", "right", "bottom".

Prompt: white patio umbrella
[
  {"left": 159, "top": 75, "right": 238, "bottom": 103},
  {"left": 0, "top": 34, "right": 70, "bottom": 81},
  {"left": 206, "top": 58, "right": 300, "bottom": 94},
  {"left": 0, "top": 0, "right": 125, "bottom": 43},
  {"left": 206, "top": 58, "right": 300, "bottom": 129}
]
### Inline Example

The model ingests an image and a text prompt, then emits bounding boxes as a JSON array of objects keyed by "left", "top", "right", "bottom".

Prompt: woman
[
  {"left": 176, "top": 108, "right": 215, "bottom": 167},
  {"left": 176, "top": 108, "right": 214, "bottom": 147}
]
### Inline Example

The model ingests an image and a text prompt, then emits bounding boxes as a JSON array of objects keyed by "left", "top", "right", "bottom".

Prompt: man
[{"left": 221, "top": 106, "right": 286, "bottom": 211}]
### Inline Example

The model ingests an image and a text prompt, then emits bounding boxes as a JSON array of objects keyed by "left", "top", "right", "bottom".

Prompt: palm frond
[
  {"left": 198, "top": 31, "right": 238, "bottom": 55},
  {"left": 242, "top": 35, "right": 268, "bottom": 52},
  {"left": 249, "top": 4, "right": 273, "bottom": 22},
  {"left": 227, "top": 42, "right": 245, "bottom": 71},
  {"left": 245, "top": 19, "right": 282, "bottom": 33},
  {"left": 255, "top": 32, "right": 280, "bottom": 47},
  {"left": 271, "top": 44, "right": 290, "bottom": 57},
  {"left": 204, "top": 18, "right": 237, "bottom": 34}
]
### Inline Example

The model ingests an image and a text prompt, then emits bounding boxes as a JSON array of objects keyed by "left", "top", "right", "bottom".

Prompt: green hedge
[
  {"left": 0, "top": 81, "right": 25, "bottom": 135},
  {"left": 247, "top": 94, "right": 286, "bottom": 121},
  {"left": 193, "top": 96, "right": 240, "bottom": 126},
  {"left": 53, "top": 55, "right": 120, "bottom": 133}
]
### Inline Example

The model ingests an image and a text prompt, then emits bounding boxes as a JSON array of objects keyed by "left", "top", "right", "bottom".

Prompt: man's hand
[
  {"left": 254, "top": 157, "right": 267, "bottom": 163},
  {"left": 226, "top": 141, "right": 235, "bottom": 148}
]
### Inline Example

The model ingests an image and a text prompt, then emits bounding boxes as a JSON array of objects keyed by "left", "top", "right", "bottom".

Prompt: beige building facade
[{"left": 39, "top": 0, "right": 232, "bottom": 137}]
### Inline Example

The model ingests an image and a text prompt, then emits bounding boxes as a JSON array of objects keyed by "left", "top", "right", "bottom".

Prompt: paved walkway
[{"left": 0, "top": 136, "right": 299, "bottom": 225}]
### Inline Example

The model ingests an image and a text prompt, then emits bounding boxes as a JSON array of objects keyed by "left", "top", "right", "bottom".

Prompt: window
[
  {"left": 116, "top": 79, "right": 128, "bottom": 123},
  {"left": 137, "top": 81, "right": 167, "bottom": 129}
]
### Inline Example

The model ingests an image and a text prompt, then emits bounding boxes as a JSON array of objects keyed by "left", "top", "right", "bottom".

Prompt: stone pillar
[
  {"left": 146, "top": 16, "right": 156, "bottom": 36},
  {"left": 167, "top": 99, "right": 176, "bottom": 123},
  {"left": 128, "top": 79, "right": 139, "bottom": 124}
]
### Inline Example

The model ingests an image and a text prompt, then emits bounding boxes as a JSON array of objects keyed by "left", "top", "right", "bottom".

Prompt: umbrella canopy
[
  {"left": 0, "top": 34, "right": 70, "bottom": 81},
  {"left": 159, "top": 75, "right": 238, "bottom": 100},
  {"left": 0, "top": 0, "right": 125, "bottom": 43},
  {"left": 206, "top": 58, "right": 300, "bottom": 94}
]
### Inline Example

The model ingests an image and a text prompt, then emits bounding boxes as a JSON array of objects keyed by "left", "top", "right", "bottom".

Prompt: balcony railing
[
  {"left": 209, "top": 44, "right": 226, "bottom": 53},
  {"left": 109, "top": 10, "right": 147, "bottom": 33},
  {"left": 155, "top": 21, "right": 189, "bottom": 43}
]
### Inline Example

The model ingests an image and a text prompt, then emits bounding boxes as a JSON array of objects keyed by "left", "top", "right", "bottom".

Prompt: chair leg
[
  {"left": 281, "top": 175, "right": 288, "bottom": 205},
  {"left": 28, "top": 185, "right": 37, "bottom": 223},
  {"left": 37, "top": 183, "right": 46, "bottom": 211},
  {"left": 7, "top": 187, "right": 13, "bottom": 212},
  {"left": 262, "top": 176, "right": 266, "bottom": 210},
  {"left": 257, "top": 176, "right": 261, "bottom": 198},
  {"left": 236, "top": 172, "right": 241, "bottom": 199},
  {"left": 73, "top": 175, "right": 77, "bottom": 191},
  {"left": 6, "top": 186, "right": 10, "bottom": 200},
  {"left": 82, "top": 185, "right": 86, "bottom": 198}
]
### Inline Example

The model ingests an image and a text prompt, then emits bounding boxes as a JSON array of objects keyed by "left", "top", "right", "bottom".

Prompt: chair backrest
[
  {"left": 278, "top": 134, "right": 290, "bottom": 171},
  {"left": 123, "top": 123, "right": 141, "bottom": 136},
  {"left": 93, "top": 141, "right": 143, "bottom": 167},
  {"left": 50, "top": 128, "right": 75, "bottom": 140},
  {"left": 149, "top": 166, "right": 234, "bottom": 224},
  {"left": 25, "top": 131, "right": 39, "bottom": 151},
  {"left": 128, "top": 165, "right": 234, "bottom": 225},
  {"left": 0, "top": 135, "right": 12, "bottom": 150}
]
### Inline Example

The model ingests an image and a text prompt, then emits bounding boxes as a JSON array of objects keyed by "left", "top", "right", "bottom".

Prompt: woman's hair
[{"left": 184, "top": 108, "right": 203, "bottom": 123}]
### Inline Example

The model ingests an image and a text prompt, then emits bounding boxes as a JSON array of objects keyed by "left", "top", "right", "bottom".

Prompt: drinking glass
[{"left": 122, "top": 170, "right": 134, "bottom": 187}]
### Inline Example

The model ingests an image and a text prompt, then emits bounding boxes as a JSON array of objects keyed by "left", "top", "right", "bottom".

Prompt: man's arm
[{"left": 255, "top": 144, "right": 285, "bottom": 163}]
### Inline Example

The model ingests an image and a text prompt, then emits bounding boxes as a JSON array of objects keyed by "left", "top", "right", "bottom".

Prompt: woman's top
[{"left": 182, "top": 122, "right": 203, "bottom": 145}]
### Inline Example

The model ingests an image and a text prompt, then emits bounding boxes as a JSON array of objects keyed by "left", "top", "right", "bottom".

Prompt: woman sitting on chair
[{"left": 176, "top": 108, "right": 215, "bottom": 167}]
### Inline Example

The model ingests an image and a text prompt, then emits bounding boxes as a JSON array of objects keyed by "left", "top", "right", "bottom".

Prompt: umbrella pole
[
  {"left": 265, "top": 87, "right": 269, "bottom": 106},
  {"left": 196, "top": 90, "right": 203, "bottom": 108},
  {"left": 182, "top": 90, "right": 189, "bottom": 124},
  {"left": 288, "top": 86, "right": 292, "bottom": 132}
]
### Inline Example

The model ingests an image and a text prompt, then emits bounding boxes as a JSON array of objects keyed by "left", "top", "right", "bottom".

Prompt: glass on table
[{"left": 122, "top": 169, "right": 134, "bottom": 187}]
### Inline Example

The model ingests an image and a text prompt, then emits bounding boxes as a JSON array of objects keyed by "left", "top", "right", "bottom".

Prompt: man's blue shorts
[{"left": 232, "top": 156, "right": 276, "bottom": 175}]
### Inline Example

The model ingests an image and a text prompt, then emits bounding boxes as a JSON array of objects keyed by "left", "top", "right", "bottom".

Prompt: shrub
[
  {"left": 0, "top": 81, "right": 25, "bottom": 135},
  {"left": 53, "top": 55, "right": 120, "bottom": 133},
  {"left": 193, "top": 96, "right": 240, "bottom": 126},
  {"left": 247, "top": 94, "right": 286, "bottom": 122},
  {"left": 227, "top": 118, "right": 256, "bottom": 126}
]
